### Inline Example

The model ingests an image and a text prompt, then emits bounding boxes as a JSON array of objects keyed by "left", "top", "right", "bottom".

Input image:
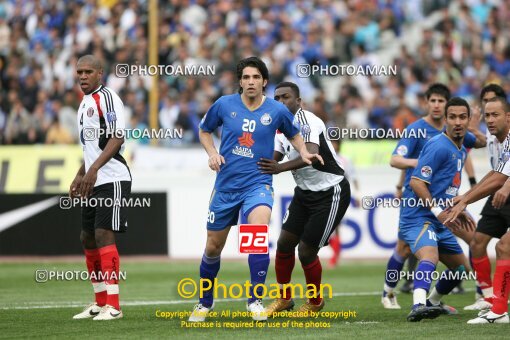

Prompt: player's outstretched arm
[
  {"left": 258, "top": 143, "right": 319, "bottom": 174},
  {"left": 288, "top": 133, "right": 323, "bottom": 165},
  {"left": 69, "top": 163, "right": 85, "bottom": 198},
  {"left": 80, "top": 136, "right": 124, "bottom": 198},
  {"left": 390, "top": 155, "right": 418, "bottom": 169},
  {"left": 446, "top": 171, "right": 509, "bottom": 223},
  {"left": 199, "top": 128, "right": 225, "bottom": 172}
]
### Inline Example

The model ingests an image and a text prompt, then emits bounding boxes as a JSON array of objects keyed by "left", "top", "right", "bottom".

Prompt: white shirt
[
  {"left": 77, "top": 85, "right": 131, "bottom": 186},
  {"left": 275, "top": 108, "right": 345, "bottom": 191},
  {"left": 496, "top": 131, "right": 510, "bottom": 176}
]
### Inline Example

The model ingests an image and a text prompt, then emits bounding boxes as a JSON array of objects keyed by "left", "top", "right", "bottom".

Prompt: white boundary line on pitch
[{"left": 1, "top": 291, "right": 390, "bottom": 310}]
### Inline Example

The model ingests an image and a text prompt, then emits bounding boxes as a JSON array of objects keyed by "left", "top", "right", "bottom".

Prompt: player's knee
[
  {"left": 495, "top": 238, "right": 510, "bottom": 258},
  {"left": 297, "top": 243, "right": 318, "bottom": 266},
  {"left": 469, "top": 236, "right": 486, "bottom": 256},
  {"left": 277, "top": 238, "right": 295, "bottom": 253},
  {"left": 205, "top": 239, "right": 225, "bottom": 257},
  {"left": 80, "top": 230, "right": 96, "bottom": 248},
  {"left": 94, "top": 229, "right": 115, "bottom": 248}
]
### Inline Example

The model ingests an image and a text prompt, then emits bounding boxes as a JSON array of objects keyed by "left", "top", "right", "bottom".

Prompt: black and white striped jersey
[
  {"left": 77, "top": 85, "right": 131, "bottom": 186},
  {"left": 275, "top": 108, "right": 344, "bottom": 191},
  {"left": 496, "top": 131, "right": 510, "bottom": 176}
]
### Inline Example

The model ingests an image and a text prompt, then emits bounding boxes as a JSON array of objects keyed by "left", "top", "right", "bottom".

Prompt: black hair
[
  {"left": 425, "top": 83, "right": 451, "bottom": 101},
  {"left": 236, "top": 57, "right": 269, "bottom": 94},
  {"left": 275, "top": 81, "right": 300, "bottom": 98},
  {"left": 445, "top": 97, "right": 471, "bottom": 117},
  {"left": 480, "top": 83, "right": 506, "bottom": 101},
  {"left": 487, "top": 96, "right": 510, "bottom": 112}
]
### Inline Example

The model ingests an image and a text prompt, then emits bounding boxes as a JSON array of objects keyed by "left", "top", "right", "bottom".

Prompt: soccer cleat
[
  {"left": 407, "top": 304, "right": 443, "bottom": 322},
  {"left": 467, "top": 310, "right": 509, "bottom": 324},
  {"left": 431, "top": 301, "right": 458, "bottom": 315},
  {"left": 464, "top": 298, "right": 493, "bottom": 311},
  {"left": 73, "top": 302, "right": 102, "bottom": 319},
  {"left": 381, "top": 293, "right": 401, "bottom": 309},
  {"left": 247, "top": 299, "right": 267, "bottom": 321},
  {"left": 92, "top": 305, "right": 123, "bottom": 320},
  {"left": 189, "top": 303, "right": 215, "bottom": 322},
  {"left": 400, "top": 281, "right": 414, "bottom": 294},
  {"left": 297, "top": 299, "right": 325, "bottom": 315},
  {"left": 265, "top": 298, "right": 295, "bottom": 317}
]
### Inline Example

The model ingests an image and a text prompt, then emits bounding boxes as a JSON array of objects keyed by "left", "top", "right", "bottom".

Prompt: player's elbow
[{"left": 390, "top": 156, "right": 403, "bottom": 169}]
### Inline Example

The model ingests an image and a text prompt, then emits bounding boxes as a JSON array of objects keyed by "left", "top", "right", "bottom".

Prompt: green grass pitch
[{"left": 1, "top": 260, "right": 508, "bottom": 339}]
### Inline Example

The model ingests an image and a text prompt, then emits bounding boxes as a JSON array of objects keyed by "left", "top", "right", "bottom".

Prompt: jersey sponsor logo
[
  {"left": 87, "top": 107, "right": 94, "bottom": 117},
  {"left": 301, "top": 124, "right": 311, "bottom": 135},
  {"left": 232, "top": 146, "right": 254, "bottom": 158},
  {"left": 238, "top": 132, "right": 254, "bottom": 147},
  {"left": 452, "top": 172, "right": 461, "bottom": 187},
  {"left": 106, "top": 111, "right": 117, "bottom": 122},
  {"left": 446, "top": 186, "right": 458, "bottom": 196},
  {"left": 421, "top": 166, "right": 432, "bottom": 178},
  {"left": 260, "top": 113, "right": 272, "bottom": 125},
  {"left": 503, "top": 151, "right": 510, "bottom": 162},
  {"left": 396, "top": 145, "right": 408, "bottom": 156}
]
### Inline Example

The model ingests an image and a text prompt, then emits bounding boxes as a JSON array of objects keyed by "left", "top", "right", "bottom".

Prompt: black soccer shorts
[
  {"left": 476, "top": 196, "right": 510, "bottom": 239},
  {"left": 282, "top": 179, "right": 351, "bottom": 248},
  {"left": 82, "top": 181, "right": 131, "bottom": 233}
]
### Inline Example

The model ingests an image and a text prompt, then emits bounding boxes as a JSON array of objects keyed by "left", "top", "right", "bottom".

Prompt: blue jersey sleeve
[
  {"left": 278, "top": 107, "right": 300, "bottom": 139},
  {"left": 411, "top": 139, "right": 447, "bottom": 184},
  {"left": 392, "top": 128, "right": 418, "bottom": 158},
  {"left": 199, "top": 98, "right": 223, "bottom": 132},
  {"left": 463, "top": 131, "right": 476, "bottom": 148}
]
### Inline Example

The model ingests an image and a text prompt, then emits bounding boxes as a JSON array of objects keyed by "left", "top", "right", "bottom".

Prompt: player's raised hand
[
  {"left": 79, "top": 168, "right": 97, "bottom": 198},
  {"left": 301, "top": 151, "right": 324, "bottom": 166},
  {"left": 492, "top": 186, "right": 510, "bottom": 209},
  {"left": 208, "top": 153, "right": 225, "bottom": 172},
  {"left": 445, "top": 200, "right": 468, "bottom": 224},
  {"left": 469, "top": 105, "right": 482, "bottom": 128},
  {"left": 69, "top": 175, "right": 83, "bottom": 198},
  {"left": 258, "top": 158, "right": 281, "bottom": 174}
]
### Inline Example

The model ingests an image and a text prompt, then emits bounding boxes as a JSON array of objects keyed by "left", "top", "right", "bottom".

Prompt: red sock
[
  {"left": 275, "top": 250, "right": 295, "bottom": 300},
  {"left": 491, "top": 259, "right": 510, "bottom": 314},
  {"left": 84, "top": 248, "right": 107, "bottom": 306},
  {"left": 302, "top": 257, "right": 322, "bottom": 305},
  {"left": 472, "top": 255, "right": 493, "bottom": 298},
  {"left": 98, "top": 244, "right": 120, "bottom": 310},
  {"left": 329, "top": 234, "right": 340, "bottom": 266}
]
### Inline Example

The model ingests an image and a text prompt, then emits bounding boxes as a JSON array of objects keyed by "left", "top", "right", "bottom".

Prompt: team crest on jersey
[
  {"left": 260, "top": 113, "right": 272, "bottom": 125},
  {"left": 106, "top": 111, "right": 117, "bottom": 122},
  {"left": 396, "top": 145, "right": 408, "bottom": 156},
  {"left": 503, "top": 152, "right": 510, "bottom": 162},
  {"left": 421, "top": 165, "right": 432, "bottom": 178},
  {"left": 87, "top": 107, "right": 94, "bottom": 117},
  {"left": 231, "top": 111, "right": 237, "bottom": 118},
  {"left": 301, "top": 124, "right": 311, "bottom": 135}
]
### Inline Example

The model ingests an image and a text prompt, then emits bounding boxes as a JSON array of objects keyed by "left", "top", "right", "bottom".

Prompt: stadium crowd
[{"left": 0, "top": 0, "right": 509, "bottom": 145}]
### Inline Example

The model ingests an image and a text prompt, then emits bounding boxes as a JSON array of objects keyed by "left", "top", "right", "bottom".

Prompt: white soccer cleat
[
  {"left": 381, "top": 293, "right": 401, "bottom": 309},
  {"left": 464, "top": 298, "right": 493, "bottom": 311},
  {"left": 92, "top": 305, "right": 123, "bottom": 321},
  {"left": 247, "top": 299, "right": 267, "bottom": 321},
  {"left": 73, "top": 302, "right": 102, "bottom": 319},
  {"left": 189, "top": 303, "right": 215, "bottom": 322},
  {"left": 467, "top": 310, "right": 509, "bottom": 324}
]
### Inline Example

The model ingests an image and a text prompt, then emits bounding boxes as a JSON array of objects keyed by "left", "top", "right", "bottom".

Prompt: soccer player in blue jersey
[
  {"left": 382, "top": 84, "right": 485, "bottom": 309},
  {"left": 189, "top": 57, "right": 323, "bottom": 322},
  {"left": 402, "top": 97, "right": 476, "bottom": 321}
]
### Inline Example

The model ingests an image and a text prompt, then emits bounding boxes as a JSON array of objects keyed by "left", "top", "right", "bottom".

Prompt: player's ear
[
  {"left": 297, "top": 97, "right": 302, "bottom": 106},
  {"left": 263, "top": 79, "right": 268, "bottom": 88}
]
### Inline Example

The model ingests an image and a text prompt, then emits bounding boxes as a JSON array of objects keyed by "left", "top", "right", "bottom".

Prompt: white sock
[
  {"left": 482, "top": 287, "right": 493, "bottom": 299},
  {"left": 384, "top": 283, "right": 394, "bottom": 295},
  {"left": 427, "top": 286, "right": 442, "bottom": 305},
  {"left": 414, "top": 288, "right": 427, "bottom": 306}
]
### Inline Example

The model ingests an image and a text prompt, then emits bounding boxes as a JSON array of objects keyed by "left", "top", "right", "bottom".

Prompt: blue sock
[
  {"left": 468, "top": 250, "right": 483, "bottom": 295},
  {"left": 435, "top": 266, "right": 464, "bottom": 295},
  {"left": 199, "top": 253, "right": 221, "bottom": 308},
  {"left": 248, "top": 253, "right": 270, "bottom": 304},
  {"left": 413, "top": 260, "right": 436, "bottom": 307},
  {"left": 383, "top": 250, "right": 405, "bottom": 296}
]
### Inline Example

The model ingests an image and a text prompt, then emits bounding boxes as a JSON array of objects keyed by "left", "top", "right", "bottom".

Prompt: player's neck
[
  {"left": 444, "top": 132, "right": 463, "bottom": 148},
  {"left": 496, "top": 127, "right": 510, "bottom": 143},
  {"left": 241, "top": 94, "right": 265, "bottom": 111},
  {"left": 424, "top": 115, "right": 443, "bottom": 130}
]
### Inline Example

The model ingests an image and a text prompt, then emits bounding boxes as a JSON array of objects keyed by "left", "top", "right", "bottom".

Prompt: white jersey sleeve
[
  {"left": 496, "top": 133, "right": 510, "bottom": 176},
  {"left": 274, "top": 133, "right": 285, "bottom": 154},
  {"left": 100, "top": 87, "right": 126, "bottom": 136},
  {"left": 295, "top": 109, "right": 320, "bottom": 145}
]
